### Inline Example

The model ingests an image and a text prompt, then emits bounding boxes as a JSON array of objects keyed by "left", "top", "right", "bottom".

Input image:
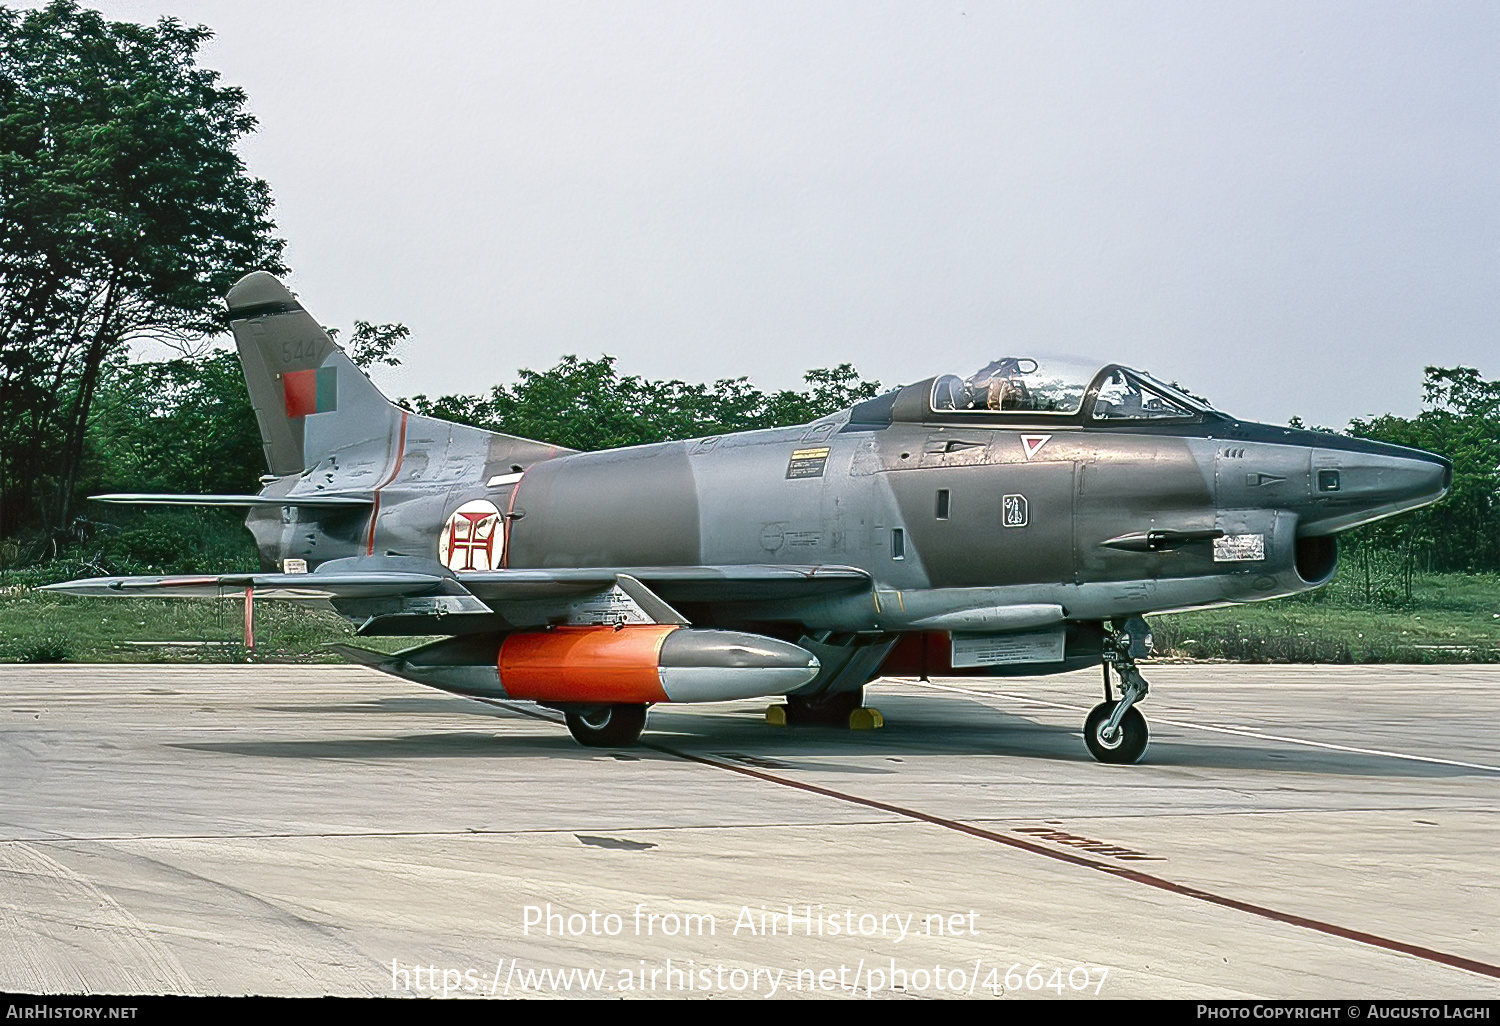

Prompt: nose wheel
[
  {"left": 1084, "top": 701, "right": 1149, "bottom": 764},
  {"left": 1085, "top": 617, "right": 1152, "bottom": 764}
]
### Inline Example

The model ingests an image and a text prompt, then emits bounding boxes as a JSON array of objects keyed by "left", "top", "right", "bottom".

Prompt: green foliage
[
  {"left": 1153, "top": 569, "right": 1500, "bottom": 664},
  {"left": 9, "top": 635, "right": 70, "bottom": 662},
  {"left": 1, "top": 505, "right": 257, "bottom": 576},
  {"left": 82, "top": 349, "right": 264, "bottom": 495},
  {"left": 410, "top": 355, "right": 882, "bottom": 451},
  {"left": 0, "top": 0, "right": 286, "bottom": 538},
  {"left": 1347, "top": 366, "right": 1500, "bottom": 572},
  {"left": 0, "top": 590, "right": 356, "bottom": 663},
  {"left": 79, "top": 507, "right": 257, "bottom": 574},
  {"left": 328, "top": 320, "right": 409, "bottom": 371}
]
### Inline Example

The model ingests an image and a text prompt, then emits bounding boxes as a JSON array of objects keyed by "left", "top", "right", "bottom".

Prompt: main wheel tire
[
  {"left": 564, "top": 703, "right": 648, "bottom": 747},
  {"left": 785, "top": 688, "right": 863, "bottom": 726},
  {"left": 1084, "top": 701, "right": 1149, "bottom": 764}
]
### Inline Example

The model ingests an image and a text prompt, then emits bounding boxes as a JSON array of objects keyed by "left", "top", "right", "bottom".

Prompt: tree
[
  {"left": 0, "top": 1, "right": 286, "bottom": 542},
  {"left": 1347, "top": 366, "right": 1500, "bottom": 573},
  {"left": 65, "top": 347, "right": 262, "bottom": 572},
  {"left": 408, "top": 356, "right": 882, "bottom": 452},
  {"left": 83, "top": 348, "right": 263, "bottom": 497},
  {"left": 326, "top": 320, "right": 409, "bottom": 372}
]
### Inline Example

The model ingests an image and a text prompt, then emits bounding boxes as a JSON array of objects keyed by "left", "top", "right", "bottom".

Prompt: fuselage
[{"left": 249, "top": 363, "right": 1450, "bottom": 637}]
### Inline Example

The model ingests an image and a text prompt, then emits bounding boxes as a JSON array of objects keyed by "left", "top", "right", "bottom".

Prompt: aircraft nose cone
[
  {"left": 1300, "top": 442, "right": 1451, "bottom": 537},
  {"left": 1400, "top": 450, "right": 1451, "bottom": 501}
]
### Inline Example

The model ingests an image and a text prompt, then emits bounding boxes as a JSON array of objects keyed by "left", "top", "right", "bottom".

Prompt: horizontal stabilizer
[
  {"left": 42, "top": 571, "right": 444, "bottom": 600},
  {"left": 91, "top": 493, "right": 374, "bottom": 508}
]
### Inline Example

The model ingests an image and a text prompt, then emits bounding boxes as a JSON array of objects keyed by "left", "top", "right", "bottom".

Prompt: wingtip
[
  {"left": 328, "top": 642, "right": 397, "bottom": 668},
  {"left": 37, "top": 579, "right": 107, "bottom": 597}
]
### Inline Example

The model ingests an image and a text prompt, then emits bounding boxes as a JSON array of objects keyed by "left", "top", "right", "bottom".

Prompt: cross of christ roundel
[{"left": 439, "top": 499, "right": 503, "bottom": 572}]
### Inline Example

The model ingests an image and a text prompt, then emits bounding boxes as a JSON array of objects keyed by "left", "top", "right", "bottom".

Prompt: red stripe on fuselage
[{"left": 364, "top": 411, "right": 409, "bottom": 556}]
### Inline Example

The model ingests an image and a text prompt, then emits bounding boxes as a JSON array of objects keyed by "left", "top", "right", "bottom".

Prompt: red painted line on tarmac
[
  {"left": 482, "top": 696, "right": 1500, "bottom": 981},
  {"left": 646, "top": 742, "right": 1500, "bottom": 982}
]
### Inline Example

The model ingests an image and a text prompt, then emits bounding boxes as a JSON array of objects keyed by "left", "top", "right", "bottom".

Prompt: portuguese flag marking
[{"left": 283, "top": 366, "right": 337, "bottom": 418}]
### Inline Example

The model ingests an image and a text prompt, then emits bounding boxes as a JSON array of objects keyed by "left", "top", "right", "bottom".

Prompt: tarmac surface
[{"left": 0, "top": 662, "right": 1496, "bottom": 999}]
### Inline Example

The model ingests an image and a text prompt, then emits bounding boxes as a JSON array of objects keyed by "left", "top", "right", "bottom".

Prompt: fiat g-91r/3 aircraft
[{"left": 48, "top": 273, "right": 1452, "bottom": 763}]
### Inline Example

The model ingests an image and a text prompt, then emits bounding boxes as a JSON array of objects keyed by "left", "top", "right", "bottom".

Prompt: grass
[
  {"left": 0, "top": 588, "right": 431, "bottom": 664},
  {"left": 1152, "top": 569, "right": 1500, "bottom": 664}
]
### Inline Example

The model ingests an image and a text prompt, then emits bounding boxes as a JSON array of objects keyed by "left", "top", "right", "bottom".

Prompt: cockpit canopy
[{"left": 929, "top": 357, "right": 1215, "bottom": 422}]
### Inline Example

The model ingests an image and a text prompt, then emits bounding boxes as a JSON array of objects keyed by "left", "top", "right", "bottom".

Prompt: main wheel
[
  {"left": 564, "top": 703, "right": 648, "bottom": 747},
  {"left": 1084, "top": 701, "right": 1149, "bottom": 764}
]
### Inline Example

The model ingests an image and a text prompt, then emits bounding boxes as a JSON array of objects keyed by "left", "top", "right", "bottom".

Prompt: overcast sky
[{"left": 21, "top": 1, "right": 1500, "bottom": 428}]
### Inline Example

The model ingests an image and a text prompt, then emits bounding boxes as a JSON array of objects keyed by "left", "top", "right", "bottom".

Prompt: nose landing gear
[{"left": 1085, "top": 617, "right": 1152, "bottom": 764}]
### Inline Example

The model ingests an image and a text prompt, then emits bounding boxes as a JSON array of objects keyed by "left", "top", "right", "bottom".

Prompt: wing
[
  {"left": 43, "top": 561, "right": 873, "bottom": 635},
  {"left": 455, "top": 564, "right": 873, "bottom": 603}
]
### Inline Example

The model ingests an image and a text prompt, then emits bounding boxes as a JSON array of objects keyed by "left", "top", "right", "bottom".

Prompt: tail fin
[{"left": 227, "top": 271, "right": 404, "bottom": 475}]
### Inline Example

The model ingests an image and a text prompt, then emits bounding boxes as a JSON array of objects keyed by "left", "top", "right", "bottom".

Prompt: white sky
[{"left": 21, "top": 1, "right": 1500, "bottom": 428}]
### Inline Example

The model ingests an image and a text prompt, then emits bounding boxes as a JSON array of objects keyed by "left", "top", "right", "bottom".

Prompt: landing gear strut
[
  {"left": 1084, "top": 617, "right": 1152, "bottom": 764},
  {"left": 564, "top": 703, "right": 648, "bottom": 747}
]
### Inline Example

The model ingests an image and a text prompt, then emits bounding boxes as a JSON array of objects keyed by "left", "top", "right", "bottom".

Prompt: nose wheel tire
[
  {"left": 564, "top": 703, "right": 648, "bottom": 747},
  {"left": 1084, "top": 701, "right": 1149, "bottom": 764}
]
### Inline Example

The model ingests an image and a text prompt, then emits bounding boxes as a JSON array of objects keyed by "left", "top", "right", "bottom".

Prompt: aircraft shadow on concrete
[
  {"left": 256, "top": 696, "right": 488, "bottom": 716},
  {"left": 180, "top": 691, "right": 1490, "bottom": 779},
  {"left": 170, "top": 730, "right": 593, "bottom": 760}
]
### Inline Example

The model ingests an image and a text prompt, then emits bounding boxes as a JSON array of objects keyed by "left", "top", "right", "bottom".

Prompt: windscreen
[
  {"left": 1091, "top": 369, "right": 1198, "bottom": 420},
  {"left": 931, "top": 357, "right": 1104, "bottom": 415}
]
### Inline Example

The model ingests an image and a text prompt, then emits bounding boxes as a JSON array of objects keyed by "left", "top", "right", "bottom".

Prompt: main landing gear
[
  {"left": 767, "top": 687, "right": 884, "bottom": 729},
  {"left": 563, "top": 703, "right": 649, "bottom": 747},
  {"left": 1085, "top": 617, "right": 1152, "bottom": 764},
  {"left": 765, "top": 633, "right": 897, "bottom": 730}
]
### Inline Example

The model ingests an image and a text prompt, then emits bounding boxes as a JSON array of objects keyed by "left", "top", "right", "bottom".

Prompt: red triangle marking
[{"left": 1021, "top": 434, "right": 1051, "bottom": 460}]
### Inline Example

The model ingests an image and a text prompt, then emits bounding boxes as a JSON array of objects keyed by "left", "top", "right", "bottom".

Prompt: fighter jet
[{"left": 47, "top": 272, "right": 1452, "bottom": 762}]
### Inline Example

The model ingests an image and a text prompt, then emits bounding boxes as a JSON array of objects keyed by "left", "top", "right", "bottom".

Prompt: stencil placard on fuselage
[
  {"left": 1213, "top": 533, "right": 1265, "bottom": 562},
  {"left": 951, "top": 629, "right": 1066, "bottom": 667},
  {"left": 565, "top": 586, "right": 653, "bottom": 626},
  {"left": 785, "top": 447, "right": 831, "bottom": 480}
]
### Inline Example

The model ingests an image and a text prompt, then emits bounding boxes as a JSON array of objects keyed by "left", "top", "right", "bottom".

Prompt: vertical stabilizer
[{"left": 227, "top": 272, "right": 402, "bottom": 475}]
